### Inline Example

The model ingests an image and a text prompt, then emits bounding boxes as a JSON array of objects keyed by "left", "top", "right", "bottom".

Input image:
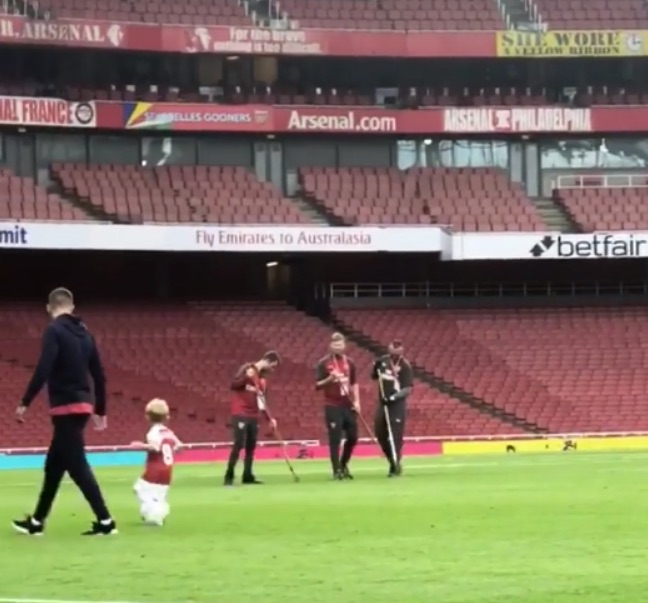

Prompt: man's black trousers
[
  {"left": 226, "top": 416, "right": 259, "bottom": 478},
  {"left": 34, "top": 414, "right": 111, "bottom": 523},
  {"left": 324, "top": 404, "right": 358, "bottom": 473},
  {"left": 374, "top": 400, "right": 406, "bottom": 468}
]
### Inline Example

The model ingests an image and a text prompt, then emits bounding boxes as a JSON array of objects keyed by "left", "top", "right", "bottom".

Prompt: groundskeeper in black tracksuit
[
  {"left": 371, "top": 340, "right": 413, "bottom": 477},
  {"left": 12, "top": 288, "right": 117, "bottom": 536}
]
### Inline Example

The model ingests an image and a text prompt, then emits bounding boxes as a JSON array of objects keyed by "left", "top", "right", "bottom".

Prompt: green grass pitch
[{"left": 1, "top": 453, "right": 648, "bottom": 603}]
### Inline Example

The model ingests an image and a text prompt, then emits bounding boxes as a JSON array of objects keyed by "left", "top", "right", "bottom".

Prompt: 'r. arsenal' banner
[
  {"left": 0, "top": 15, "right": 495, "bottom": 57},
  {"left": 91, "top": 102, "right": 648, "bottom": 134},
  {"left": 0, "top": 96, "right": 96, "bottom": 128},
  {"left": 0, "top": 17, "right": 127, "bottom": 47}
]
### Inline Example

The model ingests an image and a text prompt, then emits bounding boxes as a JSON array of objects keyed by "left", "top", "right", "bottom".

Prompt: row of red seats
[
  {"left": 4, "top": 301, "right": 644, "bottom": 446},
  {"left": 337, "top": 306, "right": 648, "bottom": 434},
  {"left": 0, "top": 163, "right": 645, "bottom": 233},
  {"left": 0, "top": 302, "right": 511, "bottom": 447},
  {"left": 5, "top": 83, "right": 645, "bottom": 107},
  {"left": 301, "top": 167, "right": 546, "bottom": 232},
  {"left": 13, "top": 0, "right": 642, "bottom": 29}
]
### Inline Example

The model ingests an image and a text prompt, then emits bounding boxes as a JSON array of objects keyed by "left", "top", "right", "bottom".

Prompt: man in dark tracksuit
[
  {"left": 224, "top": 351, "right": 280, "bottom": 486},
  {"left": 315, "top": 332, "right": 360, "bottom": 480},
  {"left": 12, "top": 287, "right": 117, "bottom": 536},
  {"left": 371, "top": 340, "right": 413, "bottom": 477}
]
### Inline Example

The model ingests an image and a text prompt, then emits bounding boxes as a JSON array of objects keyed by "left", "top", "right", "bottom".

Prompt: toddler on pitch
[{"left": 131, "top": 398, "right": 182, "bottom": 526}]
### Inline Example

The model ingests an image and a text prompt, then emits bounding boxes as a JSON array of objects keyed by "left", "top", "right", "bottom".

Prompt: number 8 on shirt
[{"left": 131, "top": 398, "right": 181, "bottom": 526}]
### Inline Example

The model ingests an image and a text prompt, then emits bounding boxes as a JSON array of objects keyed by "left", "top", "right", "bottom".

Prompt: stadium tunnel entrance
[{"left": 2, "top": 250, "right": 648, "bottom": 310}]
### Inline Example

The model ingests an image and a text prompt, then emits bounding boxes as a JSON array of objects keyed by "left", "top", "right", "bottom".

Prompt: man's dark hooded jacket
[{"left": 21, "top": 314, "right": 106, "bottom": 416}]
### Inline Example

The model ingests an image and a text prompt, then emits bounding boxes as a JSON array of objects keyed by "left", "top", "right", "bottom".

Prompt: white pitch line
[
  {"left": 4, "top": 462, "right": 444, "bottom": 487},
  {"left": 1, "top": 454, "right": 637, "bottom": 488},
  {"left": 0, "top": 599, "right": 174, "bottom": 603}
]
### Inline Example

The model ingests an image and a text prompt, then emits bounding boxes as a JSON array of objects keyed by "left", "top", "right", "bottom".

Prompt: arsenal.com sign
[{"left": 0, "top": 17, "right": 124, "bottom": 47}]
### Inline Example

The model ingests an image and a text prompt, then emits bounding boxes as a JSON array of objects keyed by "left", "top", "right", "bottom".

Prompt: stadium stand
[
  {"left": 0, "top": 168, "right": 87, "bottom": 222},
  {"left": 19, "top": 0, "right": 252, "bottom": 24},
  {"left": 0, "top": 83, "right": 642, "bottom": 106},
  {"left": 535, "top": 0, "right": 648, "bottom": 29},
  {"left": 300, "top": 166, "right": 547, "bottom": 231},
  {"left": 336, "top": 306, "right": 648, "bottom": 434},
  {"left": 279, "top": 0, "right": 504, "bottom": 29},
  {"left": 65, "top": 85, "right": 648, "bottom": 106},
  {"left": 553, "top": 174, "right": 648, "bottom": 232},
  {"left": 0, "top": 302, "right": 515, "bottom": 448},
  {"left": 10, "top": 0, "right": 648, "bottom": 31},
  {"left": 52, "top": 164, "right": 312, "bottom": 224},
  {"left": 3, "top": 0, "right": 506, "bottom": 27}
]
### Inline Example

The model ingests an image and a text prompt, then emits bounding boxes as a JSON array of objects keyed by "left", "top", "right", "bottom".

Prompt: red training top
[
  {"left": 142, "top": 423, "right": 178, "bottom": 486},
  {"left": 315, "top": 354, "right": 357, "bottom": 408},
  {"left": 230, "top": 363, "right": 269, "bottom": 418}
]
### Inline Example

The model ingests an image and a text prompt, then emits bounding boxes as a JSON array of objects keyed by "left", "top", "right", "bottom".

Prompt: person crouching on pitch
[
  {"left": 224, "top": 351, "right": 280, "bottom": 486},
  {"left": 315, "top": 332, "right": 360, "bottom": 480},
  {"left": 372, "top": 340, "right": 413, "bottom": 477}
]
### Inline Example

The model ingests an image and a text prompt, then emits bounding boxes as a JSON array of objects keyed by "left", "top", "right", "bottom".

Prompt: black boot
[
  {"left": 341, "top": 466, "right": 354, "bottom": 480},
  {"left": 242, "top": 474, "right": 263, "bottom": 485},
  {"left": 388, "top": 462, "right": 402, "bottom": 477}
]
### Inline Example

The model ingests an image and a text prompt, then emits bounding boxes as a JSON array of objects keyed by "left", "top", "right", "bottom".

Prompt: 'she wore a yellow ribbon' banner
[{"left": 496, "top": 30, "right": 648, "bottom": 58}]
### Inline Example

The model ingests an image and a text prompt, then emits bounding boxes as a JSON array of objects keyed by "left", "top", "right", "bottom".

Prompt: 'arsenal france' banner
[{"left": 0, "top": 96, "right": 96, "bottom": 128}]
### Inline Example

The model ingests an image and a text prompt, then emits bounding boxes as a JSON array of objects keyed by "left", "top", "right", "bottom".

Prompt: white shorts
[{"left": 134, "top": 478, "right": 170, "bottom": 526}]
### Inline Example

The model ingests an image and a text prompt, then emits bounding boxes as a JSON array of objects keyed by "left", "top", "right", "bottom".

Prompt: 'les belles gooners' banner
[{"left": 496, "top": 30, "right": 648, "bottom": 58}]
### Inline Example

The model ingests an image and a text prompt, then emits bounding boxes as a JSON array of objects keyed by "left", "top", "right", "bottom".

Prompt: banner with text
[
  {"left": 4, "top": 223, "right": 648, "bottom": 260},
  {"left": 0, "top": 223, "right": 445, "bottom": 253},
  {"left": 496, "top": 30, "right": 648, "bottom": 58},
  {"left": 0, "top": 96, "right": 642, "bottom": 134},
  {"left": 0, "top": 96, "right": 96, "bottom": 128},
  {"left": 0, "top": 16, "right": 495, "bottom": 57},
  {"left": 122, "top": 102, "right": 272, "bottom": 131},
  {"left": 453, "top": 232, "right": 648, "bottom": 261},
  {"left": 95, "top": 103, "right": 648, "bottom": 134}
]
